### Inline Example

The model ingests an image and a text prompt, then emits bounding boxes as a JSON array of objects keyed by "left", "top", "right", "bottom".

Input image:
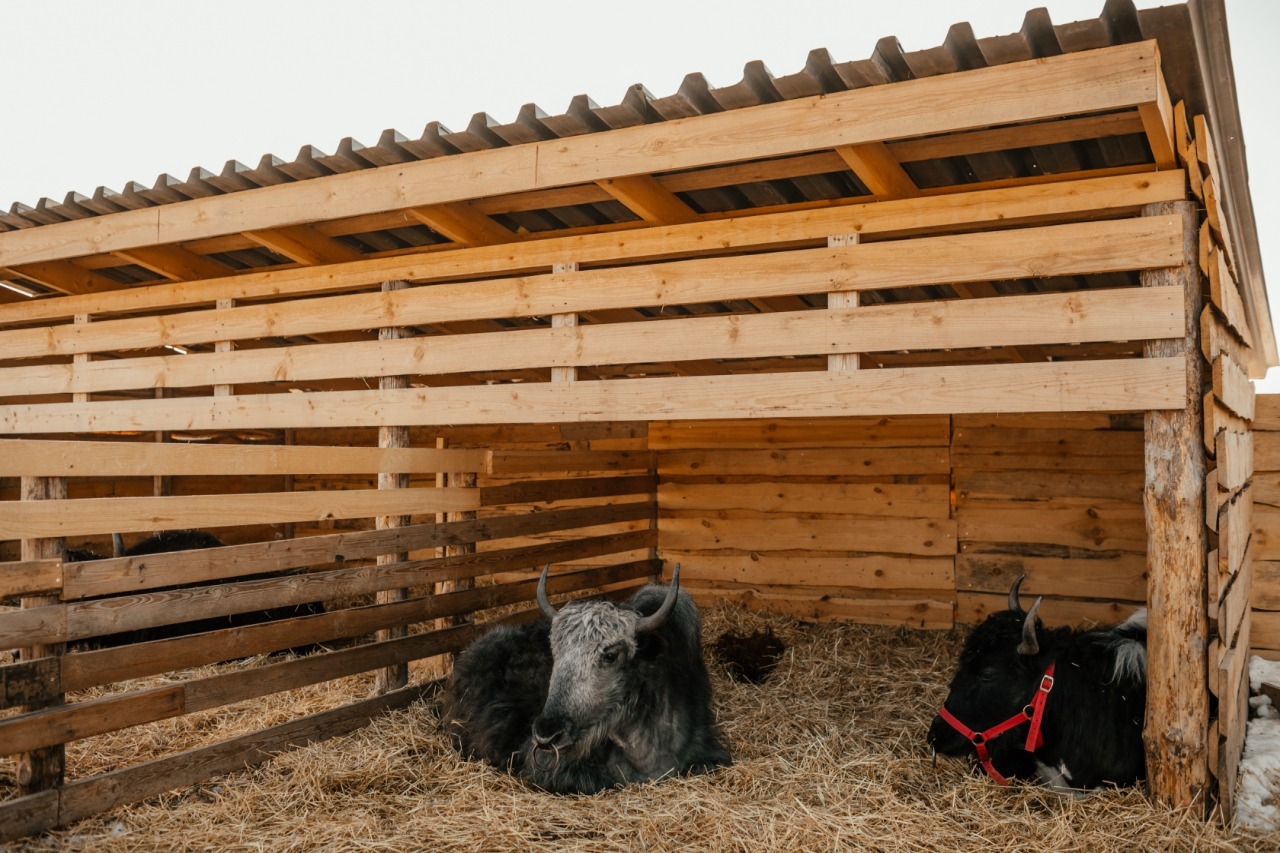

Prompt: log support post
[
  {"left": 18, "top": 476, "right": 66, "bottom": 795},
  {"left": 375, "top": 281, "right": 411, "bottom": 693},
  {"left": 1142, "top": 200, "right": 1209, "bottom": 810},
  {"left": 828, "top": 234, "right": 861, "bottom": 371}
]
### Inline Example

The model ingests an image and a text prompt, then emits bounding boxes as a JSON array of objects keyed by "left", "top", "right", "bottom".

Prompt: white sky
[{"left": 2, "top": 0, "right": 1276, "bottom": 386}]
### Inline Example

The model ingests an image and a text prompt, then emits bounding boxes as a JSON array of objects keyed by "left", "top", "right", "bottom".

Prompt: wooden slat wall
[
  {"left": 954, "top": 413, "right": 1147, "bottom": 626},
  {"left": 652, "top": 415, "right": 955, "bottom": 628},
  {"left": 0, "top": 432, "right": 659, "bottom": 840}
]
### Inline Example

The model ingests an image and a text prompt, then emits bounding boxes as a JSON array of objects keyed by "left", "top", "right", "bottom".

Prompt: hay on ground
[{"left": 3, "top": 603, "right": 1275, "bottom": 851}]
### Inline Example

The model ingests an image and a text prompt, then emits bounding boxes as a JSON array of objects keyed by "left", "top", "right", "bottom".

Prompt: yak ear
[
  {"left": 1017, "top": 596, "right": 1043, "bottom": 656},
  {"left": 636, "top": 631, "right": 665, "bottom": 661}
]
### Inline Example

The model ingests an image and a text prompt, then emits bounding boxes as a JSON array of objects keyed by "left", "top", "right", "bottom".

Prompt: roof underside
[{"left": 0, "top": 0, "right": 1270, "bottom": 375}]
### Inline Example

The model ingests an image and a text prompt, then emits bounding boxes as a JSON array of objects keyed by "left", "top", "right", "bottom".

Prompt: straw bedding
[{"left": 4, "top": 603, "right": 1275, "bottom": 851}]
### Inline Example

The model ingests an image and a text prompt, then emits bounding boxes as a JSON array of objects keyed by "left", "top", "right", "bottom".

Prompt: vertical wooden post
[
  {"left": 1142, "top": 200, "right": 1209, "bottom": 810},
  {"left": 72, "top": 313, "right": 91, "bottom": 404},
  {"left": 213, "top": 297, "right": 235, "bottom": 398},
  {"left": 18, "top": 476, "right": 66, "bottom": 795},
  {"left": 551, "top": 261, "right": 579, "bottom": 383},
  {"left": 154, "top": 388, "right": 171, "bottom": 498},
  {"left": 827, "top": 234, "right": 861, "bottom": 371},
  {"left": 375, "top": 281, "right": 410, "bottom": 693}
]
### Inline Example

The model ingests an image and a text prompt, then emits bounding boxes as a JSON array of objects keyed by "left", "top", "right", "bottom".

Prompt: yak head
[
  {"left": 927, "top": 575, "right": 1048, "bottom": 775},
  {"left": 529, "top": 564, "right": 682, "bottom": 763}
]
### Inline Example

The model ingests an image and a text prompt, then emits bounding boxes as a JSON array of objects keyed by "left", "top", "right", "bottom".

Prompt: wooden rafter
[
  {"left": 243, "top": 225, "right": 364, "bottom": 265},
  {"left": 596, "top": 175, "right": 699, "bottom": 225},
  {"left": 113, "top": 245, "right": 230, "bottom": 282},
  {"left": 835, "top": 143, "right": 921, "bottom": 200},
  {"left": 406, "top": 202, "right": 513, "bottom": 247},
  {"left": 1, "top": 261, "right": 123, "bottom": 296}
]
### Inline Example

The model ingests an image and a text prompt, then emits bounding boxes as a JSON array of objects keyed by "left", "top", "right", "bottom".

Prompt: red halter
[{"left": 936, "top": 663, "right": 1056, "bottom": 786}]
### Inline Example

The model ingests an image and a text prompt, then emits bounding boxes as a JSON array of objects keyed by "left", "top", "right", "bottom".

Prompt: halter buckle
[{"left": 1039, "top": 674, "right": 1055, "bottom": 693}]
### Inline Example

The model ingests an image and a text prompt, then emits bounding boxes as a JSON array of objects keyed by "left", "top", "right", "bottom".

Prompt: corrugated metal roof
[{"left": 0, "top": 0, "right": 1210, "bottom": 234}]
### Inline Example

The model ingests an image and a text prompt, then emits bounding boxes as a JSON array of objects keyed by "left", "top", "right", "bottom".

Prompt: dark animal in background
[
  {"left": 928, "top": 575, "right": 1147, "bottom": 792},
  {"left": 442, "top": 564, "right": 731, "bottom": 794},
  {"left": 712, "top": 627, "right": 786, "bottom": 683},
  {"left": 86, "top": 530, "right": 323, "bottom": 652}
]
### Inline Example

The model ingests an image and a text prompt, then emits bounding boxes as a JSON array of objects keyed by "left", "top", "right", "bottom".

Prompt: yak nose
[{"left": 532, "top": 715, "right": 573, "bottom": 748}]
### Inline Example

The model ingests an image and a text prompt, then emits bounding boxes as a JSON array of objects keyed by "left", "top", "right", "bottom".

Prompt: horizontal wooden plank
[
  {"left": 660, "top": 515, "right": 955, "bottom": 557},
  {"left": 0, "top": 685, "right": 185, "bottom": 758},
  {"left": 4, "top": 531, "right": 656, "bottom": 648},
  {"left": 955, "top": 552, "right": 1147, "bottom": 602},
  {"left": 0, "top": 789, "right": 59, "bottom": 843},
  {"left": 0, "top": 559, "right": 63, "bottom": 598},
  {"left": 48, "top": 682, "right": 437, "bottom": 839},
  {"left": 0, "top": 358, "right": 1189, "bottom": 433},
  {"left": 953, "top": 426, "right": 1143, "bottom": 471},
  {"left": 659, "top": 482, "right": 950, "bottom": 519},
  {"left": 488, "top": 450, "right": 653, "bottom": 475},
  {"left": 649, "top": 415, "right": 949, "bottom": 449},
  {"left": 957, "top": 469, "right": 1144, "bottom": 502},
  {"left": 0, "top": 172, "right": 1189, "bottom": 329},
  {"left": 957, "top": 591, "right": 1141, "bottom": 627},
  {"left": 480, "top": 474, "right": 656, "bottom": 507},
  {"left": 62, "top": 500, "right": 654, "bottom": 599},
  {"left": 0, "top": 217, "right": 1185, "bottom": 362},
  {"left": 666, "top": 553, "right": 952, "bottom": 591},
  {"left": 60, "top": 560, "right": 655, "bottom": 692},
  {"left": 0, "top": 440, "right": 489, "bottom": 478},
  {"left": 1255, "top": 503, "right": 1280, "bottom": 563},
  {"left": 0, "top": 286, "right": 1187, "bottom": 397},
  {"left": 0, "top": 488, "right": 481, "bottom": 540},
  {"left": 1254, "top": 608, "right": 1280, "bottom": 651},
  {"left": 959, "top": 497, "right": 1146, "bottom": 552},
  {"left": 0, "top": 42, "right": 1164, "bottom": 270},
  {"left": 659, "top": 447, "right": 949, "bottom": 477},
  {"left": 1253, "top": 560, "right": 1280, "bottom": 611},
  {"left": 1256, "top": 432, "right": 1280, "bottom": 473},
  {"left": 691, "top": 586, "right": 952, "bottom": 629}
]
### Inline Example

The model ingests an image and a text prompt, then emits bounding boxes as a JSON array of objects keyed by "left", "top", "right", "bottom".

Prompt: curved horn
[
  {"left": 1008, "top": 574, "right": 1027, "bottom": 612},
  {"left": 635, "top": 563, "right": 681, "bottom": 634},
  {"left": 112, "top": 533, "right": 125, "bottom": 559},
  {"left": 536, "top": 564, "right": 559, "bottom": 620},
  {"left": 1018, "top": 596, "right": 1043, "bottom": 656}
]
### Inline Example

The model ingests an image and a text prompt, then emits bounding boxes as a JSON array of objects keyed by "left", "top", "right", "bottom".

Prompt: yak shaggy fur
[
  {"left": 929, "top": 604, "right": 1148, "bottom": 792},
  {"left": 442, "top": 584, "right": 731, "bottom": 794}
]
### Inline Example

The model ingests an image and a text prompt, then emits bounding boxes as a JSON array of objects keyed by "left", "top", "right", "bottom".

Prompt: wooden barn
[{"left": 0, "top": 0, "right": 1272, "bottom": 838}]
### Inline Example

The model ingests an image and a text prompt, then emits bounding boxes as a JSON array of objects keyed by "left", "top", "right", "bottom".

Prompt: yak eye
[{"left": 600, "top": 648, "right": 621, "bottom": 665}]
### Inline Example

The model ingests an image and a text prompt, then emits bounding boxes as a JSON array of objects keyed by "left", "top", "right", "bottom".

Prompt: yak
[
  {"left": 927, "top": 575, "right": 1147, "bottom": 792},
  {"left": 84, "top": 530, "right": 322, "bottom": 651},
  {"left": 441, "top": 564, "right": 731, "bottom": 794}
]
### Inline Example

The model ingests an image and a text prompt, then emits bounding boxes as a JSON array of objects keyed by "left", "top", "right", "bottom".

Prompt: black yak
[
  {"left": 927, "top": 575, "right": 1147, "bottom": 792},
  {"left": 87, "top": 530, "right": 321, "bottom": 651},
  {"left": 441, "top": 564, "right": 731, "bottom": 793}
]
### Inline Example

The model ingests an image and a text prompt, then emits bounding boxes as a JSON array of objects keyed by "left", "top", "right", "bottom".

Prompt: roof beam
[
  {"left": 835, "top": 144, "right": 921, "bottom": 200},
  {"left": 113, "top": 246, "right": 230, "bottom": 281},
  {"left": 243, "top": 225, "right": 364, "bottom": 265},
  {"left": 1, "top": 262, "right": 124, "bottom": 296},
  {"left": 405, "top": 203, "right": 514, "bottom": 247},
  {"left": 596, "top": 176, "right": 699, "bottom": 225},
  {"left": 0, "top": 42, "right": 1166, "bottom": 268}
]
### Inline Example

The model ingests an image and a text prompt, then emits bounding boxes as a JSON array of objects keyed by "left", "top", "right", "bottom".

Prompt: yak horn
[
  {"left": 1018, "top": 596, "right": 1043, "bottom": 656},
  {"left": 112, "top": 533, "right": 125, "bottom": 559},
  {"left": 635, "top": 563, "right": 681, "bottom": 634},
  {"left": 1008, "top": 574, "right": 1027, "bottom": 612},
  {"left": 536, "top": 564, "right": 559, "bottom": 620}
]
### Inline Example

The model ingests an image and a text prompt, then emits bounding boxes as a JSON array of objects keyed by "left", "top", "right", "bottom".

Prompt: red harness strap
[{"left": 936, "top": 663, "right": 1056, "bottom": 786}]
